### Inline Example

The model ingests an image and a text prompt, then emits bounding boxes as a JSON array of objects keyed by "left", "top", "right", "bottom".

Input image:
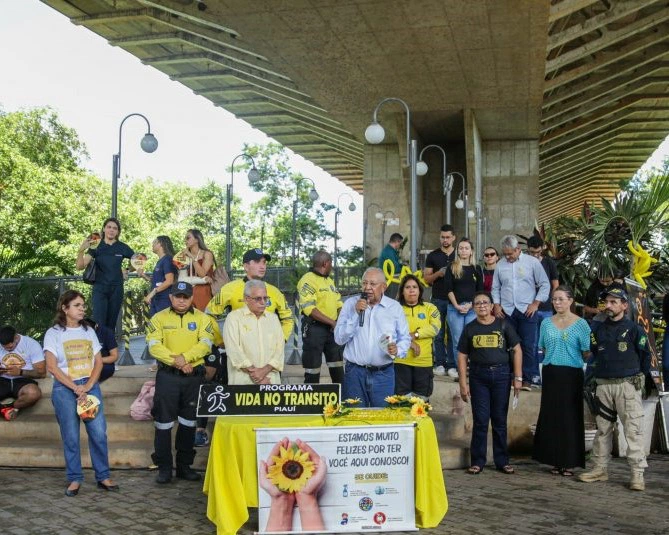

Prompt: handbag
[
  {"left": 82, "top": 258, "right": 96, "bottom": 285},
  {"left": 210, "top": 265, "right": 230, "bottom": 296}
]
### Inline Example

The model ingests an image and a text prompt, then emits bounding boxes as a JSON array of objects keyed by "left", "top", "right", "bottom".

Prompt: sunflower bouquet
[
  {"left": 322, "top": 398, "right": 362, "bottom": 419},
  {"left": 322, "top": 396, "right": 431, "bottom": 422},
  {"left": 385, "top": 395, "right": 432, "bottom": 419}
]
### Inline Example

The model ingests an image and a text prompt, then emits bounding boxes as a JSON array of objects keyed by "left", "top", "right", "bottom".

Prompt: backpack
[{"left": 130, "top": 380, "right": 155, "bottom": 421}]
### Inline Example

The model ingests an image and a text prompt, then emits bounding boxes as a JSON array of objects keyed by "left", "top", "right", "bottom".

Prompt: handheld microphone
[{"left": 359, "top": 293, "right": 367, "bottom": 327}]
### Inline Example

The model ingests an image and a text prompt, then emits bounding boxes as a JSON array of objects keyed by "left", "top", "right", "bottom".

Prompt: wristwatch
[{"left": 513, "top": 376, "right": 523, "bottom": 382}]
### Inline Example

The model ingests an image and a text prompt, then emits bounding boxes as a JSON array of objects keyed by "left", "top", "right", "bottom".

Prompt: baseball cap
[
  {"left": 170, "top": 281, "right": 193, "bottom": 297},
  {"left": 242, "top": 248, "right": 272, "bottom": 263},
  {"left": 600, "top": 283, "right": 628, "bottom": 301}
]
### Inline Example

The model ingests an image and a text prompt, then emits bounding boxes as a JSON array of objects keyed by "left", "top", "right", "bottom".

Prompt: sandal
[
  {"left": 560, "top": 469, "right": 574, "bottom": 477},
  {"left": 550, "top": 467, "right": 561, "bottom": 476},
  {"left": 466, "top": 465, "right": 482, "bottom": 475},
  {"left": 497, "top": 465, "right": 515, "bottom": 474}
]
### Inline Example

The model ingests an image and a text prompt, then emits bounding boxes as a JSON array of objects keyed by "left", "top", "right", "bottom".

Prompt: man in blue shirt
[
  {"left": 492, "top": 235, "right": 550, "bottom": 390},
  {"left": 334, "top": 268, "right": 411, "bottom": 407}
]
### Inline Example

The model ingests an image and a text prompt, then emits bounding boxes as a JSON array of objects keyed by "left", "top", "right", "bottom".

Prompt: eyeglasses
[
  {"left": 483, "top": 252, "right": 496, "bottom": 257},
  {"left": 245, "top": 295, "right": 269, "bottom": 304},
  {"left": 361, "top": 280, "right": 381, "bottom": 288},
  {"left": 473, "top": 301, "right": 491, "bottom": 307}
]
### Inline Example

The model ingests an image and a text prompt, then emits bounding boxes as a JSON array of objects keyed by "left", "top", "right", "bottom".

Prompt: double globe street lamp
[
  {"left": 226, "top": 154, "right": 260, "bottom": 272},
  {"left": 365, "top": 97, "right": 418, "bottom": 270},
  {"left": 416, "top": 145, "right": 450, "bottom": 224},
  {"left": 291, "top": 177, "right": 319, "bottom": 268},
  {"left": 111, "top": 113, "right": 158, "bottom": 218}
]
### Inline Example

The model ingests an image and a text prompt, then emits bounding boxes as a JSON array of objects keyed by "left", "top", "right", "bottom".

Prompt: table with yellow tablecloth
[{"left": 203, "top": 413, "right": 448, "bottom": 535}]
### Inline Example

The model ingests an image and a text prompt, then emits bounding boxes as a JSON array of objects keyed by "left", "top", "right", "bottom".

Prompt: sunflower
[
  {"left": 343, "top": 398, "right": 361, "bottom": 405},
  {"left": 385, "top": 395, "right": 400, "bottom": 404},
  {"left": 267, "top": 445, "right": 315, "bottom": 493},
  {"left": 410, "top": 403, "right": 428, "bottom": 419},
  {"left": 323, "top": 402, "right": 340, "bottom": 417},
  {"left": 408, "top": 396, "right": 424, "bottom": 405}
]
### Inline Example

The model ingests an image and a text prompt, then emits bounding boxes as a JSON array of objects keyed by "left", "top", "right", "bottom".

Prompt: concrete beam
[
  {"left": 136, "top": 0, "right": 239, "bottom": 36},
  {"left": 199, "top": 85, "right": 327, "bottom": 113},
  {"left": 548, "top": 0, "right": 662, "bottom": 51},
  {"left": 541, "top": 142, "right": 660, "bottom": 176},
  {"left": 549, "top": 0, "right": 601, "bottom": 23},
  {"left": 540, "top": 163, "right": 640, "bottom": 192},
  {"left": 544, "top": 26, "right": 669, "bottom": 90},
  {"left": 546, "top": 9, "right": 669, "bottom": 73}
]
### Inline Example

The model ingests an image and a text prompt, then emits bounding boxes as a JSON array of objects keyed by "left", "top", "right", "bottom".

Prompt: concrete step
[
  {"left": 19, "top": 392, "right": 139, "bottom": 417},
  {"left": 0, "top": 438, "right": 210, "bottom": 470}
]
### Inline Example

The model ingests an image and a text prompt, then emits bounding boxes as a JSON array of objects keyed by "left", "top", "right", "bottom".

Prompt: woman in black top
[
  {"left": 457, "top": 291, "right": 523, "bottom": 475},
  {"left": 445, "top": 238, "right": 484, "bottom": 371},
  {"left": 76, "top": 218, "right": 135, "bottom": 329},
  {"left": 481, "top": 246, "right": 498, "bottom": 293}
]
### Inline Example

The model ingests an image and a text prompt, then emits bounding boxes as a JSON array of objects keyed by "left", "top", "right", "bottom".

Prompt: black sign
[
  {"left": 625, "top": 278, "right": 660, "bottom": 381},
  {"left": 196, "top": 383, "right": 341, "bottom": 417}
]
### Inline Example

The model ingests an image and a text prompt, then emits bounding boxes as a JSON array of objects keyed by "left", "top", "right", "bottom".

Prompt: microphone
[{"left": 359, "top": 293, "right": 367, "bottom": 327}]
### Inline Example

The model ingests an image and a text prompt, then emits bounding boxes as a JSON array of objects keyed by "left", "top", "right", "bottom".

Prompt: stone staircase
[{"left": 0, "top": 363, "right": 542, "bottom": 471}]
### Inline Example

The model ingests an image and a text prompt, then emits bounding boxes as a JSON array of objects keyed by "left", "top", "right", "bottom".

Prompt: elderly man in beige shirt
[{"left": 223, "top": 279, "right": 285, "bottom": 385}]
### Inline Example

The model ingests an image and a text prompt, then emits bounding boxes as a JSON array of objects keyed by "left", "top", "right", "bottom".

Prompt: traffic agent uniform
[
  {"left": 297, "top": 270, "right": 344, "bottom": 384},
  {"left": 207, "top": 278, "right": 294, "bottom": 341},
  {"left": 146, "top": 292, "right": 214, "bottom": 479},
  {"left": 584, "top": 288, "right": 651, "bottom": 488},
  {"left": 395, "top": 302, "right": 441, "bottom": 398}
]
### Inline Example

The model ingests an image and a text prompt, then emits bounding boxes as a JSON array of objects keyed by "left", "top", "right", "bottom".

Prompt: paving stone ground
[{"left": 1, "top": 455, "right": 666, "bottom": 534}]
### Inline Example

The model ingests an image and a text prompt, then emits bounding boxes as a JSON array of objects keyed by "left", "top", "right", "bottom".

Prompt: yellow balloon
[{"left": 382, "top": 259, "right": 428, "bottom": 288}]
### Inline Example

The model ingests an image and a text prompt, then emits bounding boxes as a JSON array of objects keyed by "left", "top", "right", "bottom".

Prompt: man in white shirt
[
  {"left": 334, "top": 268, "right": 411, "bottom": 407},
  {"left": 0, "top": 325, "right": 46, "bottom": 420}
]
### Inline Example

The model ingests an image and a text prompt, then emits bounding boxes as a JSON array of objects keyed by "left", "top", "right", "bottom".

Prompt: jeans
[
  {"left": 51, "top": 379, "right": 110, "bottom": 483},
  {"left": 468, "top": 363, "right": 512, "bottom": 468},
  {"left": 447, "top": 304, "right": 476, "bottom": 359},
  {"left": 343, "top": 361, "right": 394, "bottom": 408},
  {"left": 432, "top": 298, "right": 455, "bottom": 368},
  {"left": 506, "top": 308, "right": 539, "bottom": 384},
  {"left": 92, "top": 283, "right": 124, "bottom": 330}
]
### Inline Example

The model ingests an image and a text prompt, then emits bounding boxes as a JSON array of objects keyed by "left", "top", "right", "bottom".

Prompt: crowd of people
[{"left": 0, "top": 218, "right": 663, "bottom": 497}]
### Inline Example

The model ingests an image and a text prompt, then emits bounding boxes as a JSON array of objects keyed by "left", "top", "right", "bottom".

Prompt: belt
[
  {"left": 157, "top": 363, "right": 204, "bottom": 376},
  {"left": 348, "top": 361, "right": 393, "bottom": 372},
  {"left": 470, "top": 362, "right": 509, "bottom": 370}
]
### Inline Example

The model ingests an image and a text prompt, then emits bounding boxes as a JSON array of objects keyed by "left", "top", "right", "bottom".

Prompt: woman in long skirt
[{"left": 533, "top": 285, "right": 591, "bottom": 476}]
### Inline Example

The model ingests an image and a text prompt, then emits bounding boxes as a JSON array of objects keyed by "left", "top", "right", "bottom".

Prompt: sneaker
[
  {"left": 433, "top": 366, "right": 446, "bottom": 376},
  {"left": 447, "top": 368, "right": 459, "bottom": 379},
  {"left": 521, "top": 382, "right": 532, "bottom": 392},
  {"left": 194, "top": 429, "right": 209, "bottom": 447},
  {"left": 156, "top": 468, "right": 172, "bottom": 484},
  {"left": 176, "top": 465, "right": 201, "bottom": 481},
  {"left": 530, "top": 383, "right": 542, "bottom": 390},
  {"left": 1, "top": 407, "right": 18, "bottom": 421},
  {"left": 629, "top": 471, "right": 645, "bottom": 491},
  {"left": 579, "top": 466, "right": 608, "bottom": 483}
]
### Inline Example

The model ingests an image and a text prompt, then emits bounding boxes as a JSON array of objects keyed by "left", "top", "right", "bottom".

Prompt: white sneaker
[
  {"left": 433, "top": 366, "right": 446, "bottom": 376},
  {"left": 447, "top": 368, "right": 459, "bottom": 379}
]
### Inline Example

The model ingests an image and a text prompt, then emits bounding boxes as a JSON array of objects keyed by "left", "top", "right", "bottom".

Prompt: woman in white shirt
[{"left": 44, "top": 290, "right": 118, "bottom": 497}]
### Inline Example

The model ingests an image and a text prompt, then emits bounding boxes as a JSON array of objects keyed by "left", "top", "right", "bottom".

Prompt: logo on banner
[
  {"left": 359, "top": 497, "right": 373, "bottom": 511},
  {"left": 373, "top": 512, "right": 387, "bottom": 525}
]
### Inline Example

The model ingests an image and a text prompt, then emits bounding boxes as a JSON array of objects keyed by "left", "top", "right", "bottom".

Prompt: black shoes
[
  {"left": 156, "top": 468, "right": 173, "bottom": 484},
  {"left": 97, "top": 481, "right": 120, "bottom": 492},
  {"left": 175, "top": 465, "right": 201, "bottom": 481},
  {"left": 65, "top": 483, "right": 80, "bottom": 497}
]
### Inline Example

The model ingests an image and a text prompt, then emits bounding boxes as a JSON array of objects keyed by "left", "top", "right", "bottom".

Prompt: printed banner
[
  {"left": 625, "top": 278, "right": 661, "bottom": 381},
  {"left": 256, "top": 425, "right": 416, "bottom": 533},
  {"left": 196, "top": 383, "right": 340, "bottom": 417}
]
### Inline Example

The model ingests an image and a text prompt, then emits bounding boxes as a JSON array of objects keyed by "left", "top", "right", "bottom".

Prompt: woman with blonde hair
[{"left": 444, "top": 238, "right": 483, "bottom": 378}]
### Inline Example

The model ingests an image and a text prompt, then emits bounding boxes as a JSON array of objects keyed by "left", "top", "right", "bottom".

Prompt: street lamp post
[
  {"left": 416, "top": 145, "right": 450, "bottom": 224},
  {"left": 226, "top": 154, "right": 260, "bottom": 272},
  {"left": 291, "top": 177, "right": 319, "bottom": 268},
  {"left": 449, "top": 172, "right": 469, "bottom": 238},
  {"left": 334, "top": 192, "right": 356, "bottom": 285},
  {"left": 381, "top": 210, "right": 397, "bottom": 246},
  {"left": 365, "top": 97, "right": 418, "bottom": 270},
  {"left": 111, "top": 113, "right": 158, "bottom": 218},
  {"left": 363, "top": 202, "right": 383, "bottom": 263}
]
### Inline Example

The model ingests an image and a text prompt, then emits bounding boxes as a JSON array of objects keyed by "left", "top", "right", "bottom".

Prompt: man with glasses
[
  {"left": 335, "top": 268, "right": 411, "bottom": 407},
  {"left": 208, "top": 248, "right": 294, "bottom": 341},
  {"left": 423, "top": 224, "right": 458, "bottom": 378},
  {"left": 223, "top": 280, "right": 285, "bottom": 386},
  {"left": 492, "top": 235, "right": 550, "bottom": 390}
]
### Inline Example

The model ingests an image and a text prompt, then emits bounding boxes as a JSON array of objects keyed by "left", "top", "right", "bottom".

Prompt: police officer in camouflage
[{"left": 579, "top": 284, "right": 651, "bottom": 491}]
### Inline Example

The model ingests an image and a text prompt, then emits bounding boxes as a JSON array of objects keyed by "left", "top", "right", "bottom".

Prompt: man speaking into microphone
[{"left": 335, "top": 268, "right": 411, "bottom": 407}]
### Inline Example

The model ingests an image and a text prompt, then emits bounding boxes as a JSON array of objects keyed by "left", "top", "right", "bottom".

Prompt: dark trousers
[
  {"left": 432, "top": 298, "right": 455, "bottom": 368},
  {"left": 92, "top": 283, "right": 124, "bottom": 330},
  {"left": 469, "top": 363, "right": 512, "bottom": 469},
  {"left": 152, "top": 367, "right": 202, "bottom": 469},
  {"left": 506, "top": 308, "right": 539, "bottom": 384},
  {"left": 301, "top": 320, "right": 344, "bottom": 384}
]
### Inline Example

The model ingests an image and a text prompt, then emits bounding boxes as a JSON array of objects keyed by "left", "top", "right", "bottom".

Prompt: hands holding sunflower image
[{"left": 259, "top": 437, "right": 327, "bottom": 532}]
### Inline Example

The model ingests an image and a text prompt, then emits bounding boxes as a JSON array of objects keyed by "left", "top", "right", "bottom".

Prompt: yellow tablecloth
[{"left": 203, "top": 414, "right": 448, "bottom": 535}]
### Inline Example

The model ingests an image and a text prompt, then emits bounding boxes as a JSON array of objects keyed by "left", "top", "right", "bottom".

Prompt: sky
[
  {"left": 0, "top": 0, "right": 363, "bottom": 248},
  {"left": 1, "top": 1, "right": 667, "bottom": 251}
]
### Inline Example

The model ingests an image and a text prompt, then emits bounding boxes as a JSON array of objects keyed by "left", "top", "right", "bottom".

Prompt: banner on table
[
  {"left": 196, "top": 383, "right": 340, "bottom": 417},
  {"left": 625, "top": 278, "right": 661, "bottom": 382},
  {"left": 256, "top": 424, "right": 416, "bottom": 533}
]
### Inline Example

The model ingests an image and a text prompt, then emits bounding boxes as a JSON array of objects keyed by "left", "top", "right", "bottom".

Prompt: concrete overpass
[{"left": 41, "top": 0, "right": 669, "bottom": 258}]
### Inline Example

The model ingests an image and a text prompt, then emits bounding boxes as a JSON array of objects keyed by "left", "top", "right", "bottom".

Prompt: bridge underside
[{"left": 42, "top": 0, "right": 668, "bottom": 250}]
